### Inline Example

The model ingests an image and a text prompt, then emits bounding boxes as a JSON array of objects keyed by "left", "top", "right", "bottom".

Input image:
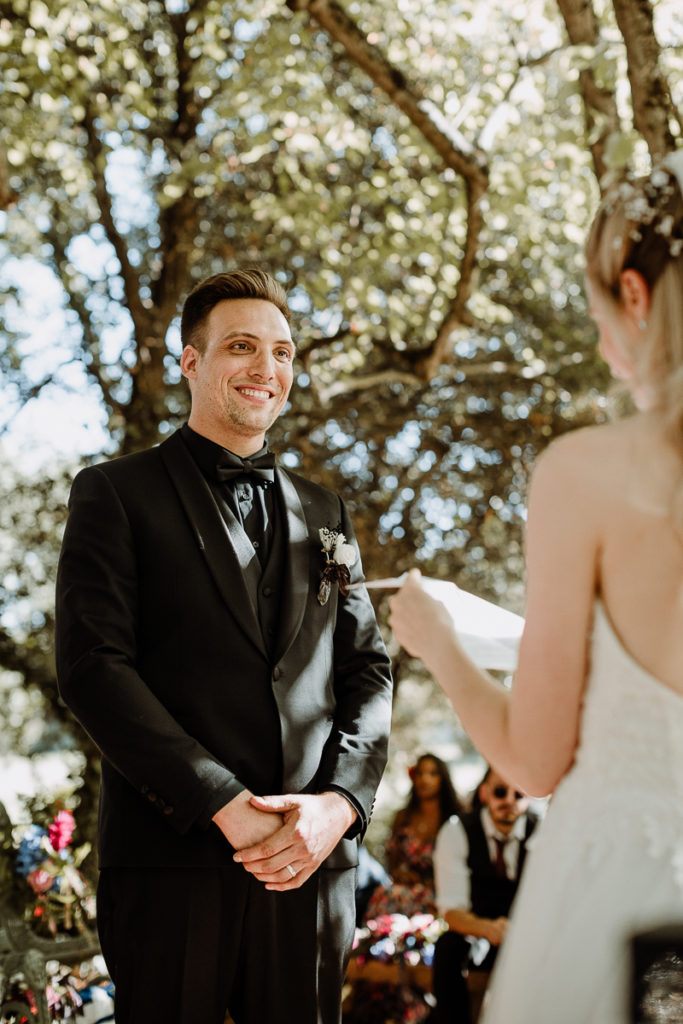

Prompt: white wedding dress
[{"left": 480, "top": 600, "right": 683, "bottom": 1024}]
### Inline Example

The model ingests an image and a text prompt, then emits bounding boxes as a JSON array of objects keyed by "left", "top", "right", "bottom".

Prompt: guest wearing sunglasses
[{"left": 428, "top": 766, "right": 539, "bottom": 1023}]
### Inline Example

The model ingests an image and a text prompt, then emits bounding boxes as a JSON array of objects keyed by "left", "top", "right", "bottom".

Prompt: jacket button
[
  {"left": 262, "top": 586, "right": 273, "bottom": 597},
  {"left": 272, "top": 666, "right": 282, "bottom": 681}
]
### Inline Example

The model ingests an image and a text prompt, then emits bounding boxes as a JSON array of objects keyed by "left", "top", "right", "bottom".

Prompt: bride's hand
[{"left": 389, "top": 569, "right": 455, "bottom": 659}]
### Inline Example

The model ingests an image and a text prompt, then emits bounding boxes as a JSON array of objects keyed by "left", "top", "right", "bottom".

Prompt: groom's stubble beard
[{"left": 223, "top": 381, "right": 291, "bottom": 439}]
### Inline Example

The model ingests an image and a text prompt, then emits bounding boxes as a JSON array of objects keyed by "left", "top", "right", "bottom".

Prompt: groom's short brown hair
[{"left": 180, "top": 269, "right": 291, "bottom": 353}]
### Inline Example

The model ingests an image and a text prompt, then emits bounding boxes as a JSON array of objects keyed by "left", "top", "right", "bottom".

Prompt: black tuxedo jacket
[{"left": 55, "top": 430, "right": 393, "bottom": 871}]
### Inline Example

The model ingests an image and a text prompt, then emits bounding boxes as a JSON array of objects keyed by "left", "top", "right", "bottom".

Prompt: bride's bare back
[{"left": 591, "top": 415, "right": 683, "bottom": 693}]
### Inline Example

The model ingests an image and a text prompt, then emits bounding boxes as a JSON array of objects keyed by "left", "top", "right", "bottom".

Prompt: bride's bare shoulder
[
  {"left": 534, "top": 415, "right": 678, "bottom": 497},
  {"left": 534, "top": 420, "right": 631, "bottom": 475}
]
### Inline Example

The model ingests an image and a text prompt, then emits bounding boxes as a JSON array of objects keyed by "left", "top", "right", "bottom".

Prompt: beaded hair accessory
[{"left": 605, "top": 149, "right": 683, "bottom": 258}]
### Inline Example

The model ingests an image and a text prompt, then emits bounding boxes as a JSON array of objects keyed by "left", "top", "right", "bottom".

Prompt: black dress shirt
[{"left": 180, "top": 423, "right": 276, "bottom": 567}]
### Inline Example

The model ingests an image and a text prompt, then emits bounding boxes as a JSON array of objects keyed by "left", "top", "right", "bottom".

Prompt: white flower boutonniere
[{"left": 318, "top": 526, "right": 358, "bottom": 605}]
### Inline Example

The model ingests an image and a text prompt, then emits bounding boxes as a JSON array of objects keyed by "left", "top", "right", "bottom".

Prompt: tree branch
[
  {"left": 288, "top": 0, "right": 488, "bottom": 187},
  {"left": 0, "top": 143, "right": 18, "bottom": 211},
  {"left": 41, "top": 220, "right": 123, "bottom": 416},
  {"left": 81, "top": 106, "right": 149, "bottom": 335},
  {"left": 309, "top": 352, "right": 549, "bottom": 407},
  {"left": 318, "top": 369, "right": 422, "bottom": 403},
  {"left": 555, "top": 0, "right": 621, "bottom": 184},
  {"left": 0, "top": 371, "right": 56, "bottom": 435},
  {"left": 286, "top": 0, "right": 489, "bottom": 381},
  {"left": 611, "top": 0, "right": 677, "bottom": 158}
]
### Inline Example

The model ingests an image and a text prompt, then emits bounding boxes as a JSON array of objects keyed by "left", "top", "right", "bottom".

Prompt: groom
[{"left": 55, "top": 269, "right": 393, "bottom": 1024}]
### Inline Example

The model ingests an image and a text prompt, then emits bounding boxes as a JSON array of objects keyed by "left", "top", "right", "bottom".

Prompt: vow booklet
[{"left": 354, "top": 575, "right": 524, "bottom": 671}]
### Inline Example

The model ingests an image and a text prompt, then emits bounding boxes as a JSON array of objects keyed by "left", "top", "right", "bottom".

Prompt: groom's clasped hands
[{"left": 218, "top": 789, "right": 358, "bottom": 891}]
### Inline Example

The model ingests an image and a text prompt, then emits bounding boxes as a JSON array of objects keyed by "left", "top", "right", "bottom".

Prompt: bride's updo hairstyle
[
  {"left": 584, "top": 152, "right": 683, "bottom": 457},
  {"left": 585, "top": 151, "right": 683, "bottom": 537}
]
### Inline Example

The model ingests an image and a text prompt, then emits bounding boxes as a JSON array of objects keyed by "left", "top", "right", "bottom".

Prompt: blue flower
[{"left": 15, "top": 824, "right": 48, "bottom": 877}]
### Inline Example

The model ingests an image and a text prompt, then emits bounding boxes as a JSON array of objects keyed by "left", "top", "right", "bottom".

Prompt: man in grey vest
[{"left": 430, "top": 766, "right": 539, "bottom": 1022}]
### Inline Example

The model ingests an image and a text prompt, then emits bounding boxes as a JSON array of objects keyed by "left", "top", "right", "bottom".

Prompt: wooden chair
[
  {"left": 344, "top": 956, "right": 491, "bottom": 1020},
  {"left": 345, "top": 954, "right": 433, "bottom": 992}
]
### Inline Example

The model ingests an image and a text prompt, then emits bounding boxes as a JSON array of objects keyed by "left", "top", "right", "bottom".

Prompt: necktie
[
  {"left": 494, "top": 838, "right": 507, "bottom": 878},
  {"left": 215, "top": 451, "right": 276, "bottom": 484}
]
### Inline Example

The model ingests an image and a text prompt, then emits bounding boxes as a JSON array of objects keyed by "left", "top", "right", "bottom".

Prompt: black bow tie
[{"left": 215, "top": 451, "right": 276, "bottom": 485}]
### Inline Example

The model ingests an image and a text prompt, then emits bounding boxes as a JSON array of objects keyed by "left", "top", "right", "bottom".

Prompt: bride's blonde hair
[{"left": 584, "top": 156, "right": 683, "bottom": 529}]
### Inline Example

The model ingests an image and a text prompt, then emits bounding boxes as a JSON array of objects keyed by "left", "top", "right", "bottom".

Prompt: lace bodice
[{"left": 546, "top": 600, "right": 683, "bottom": 888}]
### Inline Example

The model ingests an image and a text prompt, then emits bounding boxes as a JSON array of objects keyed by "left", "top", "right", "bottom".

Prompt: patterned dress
[
  {"left": 364, "top": 823, "right": 438, "bottom": 920},
  {"left": 344, "top": 823, "right": 442, "bottom": 1024}
]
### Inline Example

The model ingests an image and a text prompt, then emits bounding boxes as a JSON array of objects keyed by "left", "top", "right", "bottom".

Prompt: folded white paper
[
  {"left": 355, "top": 574, "right": 524, "bottom": 671},
  {"left": 421, "top": 578, "right": 523, "bottom": 671}
]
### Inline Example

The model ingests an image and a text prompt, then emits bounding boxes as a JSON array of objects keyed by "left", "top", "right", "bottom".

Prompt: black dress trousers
[{"left": 97, "top": 859, "right": 356, "bottom": 1024}]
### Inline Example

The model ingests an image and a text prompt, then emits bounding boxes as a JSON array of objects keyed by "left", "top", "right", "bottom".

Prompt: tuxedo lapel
[
  {"left": 276, "top": 469, "right": 312, "bottom": 659},
  {"left": 159, "top": 432, "right": 267, "bottom": 656}
]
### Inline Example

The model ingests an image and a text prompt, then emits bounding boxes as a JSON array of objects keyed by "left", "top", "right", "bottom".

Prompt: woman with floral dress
[
  {"left": 365, "top": 753, "right": 461, "bottom": 920},
  {"left": 344, "top": 754, "right": 460, "bottom": 1023}
]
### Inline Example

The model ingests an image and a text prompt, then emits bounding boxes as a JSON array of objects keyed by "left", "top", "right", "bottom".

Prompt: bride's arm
[{"left": 389, "top": 430, "right": 600, "bottom": 796}]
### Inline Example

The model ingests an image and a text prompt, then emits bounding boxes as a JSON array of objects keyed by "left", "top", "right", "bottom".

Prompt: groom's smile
[{"left": 234, "top": 385, "right": 277, "bottom": 400}]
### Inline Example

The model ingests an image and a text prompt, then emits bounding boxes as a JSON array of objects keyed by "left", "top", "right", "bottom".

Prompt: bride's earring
[{"left": 638, "top": 319, "right": 647, "bottom": 331}]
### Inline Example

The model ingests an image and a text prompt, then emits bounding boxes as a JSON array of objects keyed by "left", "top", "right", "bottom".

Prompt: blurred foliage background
[{"left": 0, "top": 0, "right": 681, "bottom": 861}]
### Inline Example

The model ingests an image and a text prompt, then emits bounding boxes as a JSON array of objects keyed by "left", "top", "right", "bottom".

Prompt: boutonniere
[{"left": 317, "top": 526, "right": 358, "bottom": 605}]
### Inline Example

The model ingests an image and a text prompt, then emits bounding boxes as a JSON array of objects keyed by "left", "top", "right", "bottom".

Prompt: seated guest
[
  {"left": 365, "top": 752, "right": 461, "bottom": 921},
  {"left": 431, "top": 766, "right": 539, "bottom": 1023},
  {"left": 345, "top": 754, "right": 461, "bottom": 1024}
]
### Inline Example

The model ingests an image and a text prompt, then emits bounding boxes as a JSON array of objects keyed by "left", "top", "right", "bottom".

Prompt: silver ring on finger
[{"left": 285, "top": 863, "right": 296, "bottom": 879}]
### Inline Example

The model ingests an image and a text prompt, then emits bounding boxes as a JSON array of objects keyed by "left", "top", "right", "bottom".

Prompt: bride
[{"left": 389, "top": 152, "right": 683, "bottom": 1024}]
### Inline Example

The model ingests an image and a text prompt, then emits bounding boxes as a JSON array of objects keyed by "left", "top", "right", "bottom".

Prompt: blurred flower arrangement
[
  {"left": 2, "top": 960, "right": 114, "bottom": 1023},
  {"left": 1, "top": 958, "right": 114, "bottom": 1024},
  {"left": 344, "top": 913, "right": 447, "bottom": 1023},
  {"left": 13, "top": 806, "right": 95, "bottom": 937},
  {"left": 352, "top": 911, "right": 447, "bottom": 969},
  {"left": 343, "top": 977, "right": 431, "bottom": 1024},
  {"left": 0, "top": 803, "right": 114, "bottom": 1022}
]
